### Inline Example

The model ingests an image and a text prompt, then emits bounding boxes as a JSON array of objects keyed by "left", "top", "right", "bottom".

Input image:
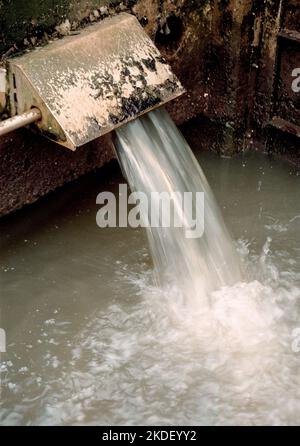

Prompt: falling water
[{"left": 115, "top": 108, "right": 242, "bottom": 302}]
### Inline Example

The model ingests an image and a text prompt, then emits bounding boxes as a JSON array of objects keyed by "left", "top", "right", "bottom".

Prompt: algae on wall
[{"left": 0, "top": 0, "right": 117, "bottom": 55}]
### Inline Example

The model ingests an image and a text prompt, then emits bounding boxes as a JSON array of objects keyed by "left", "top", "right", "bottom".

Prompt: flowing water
[
  {"left": 0, "top": 111, "right": 299, "bottom": 425},
  {"left": 115, "top": 109, "right": 241, "bottom": 304}
]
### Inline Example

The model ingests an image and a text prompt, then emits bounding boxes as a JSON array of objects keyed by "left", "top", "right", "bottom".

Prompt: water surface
[{"left": 0, "top": 145, "right": 299, "bottom": 425}]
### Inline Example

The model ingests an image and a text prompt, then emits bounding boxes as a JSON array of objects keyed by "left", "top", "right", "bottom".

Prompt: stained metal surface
[
  {"left": 7, "top": 13, "right": 185, "bottom": 150},
  {"left": 0, "top": 68, "right": 6, "bottom": 113}
]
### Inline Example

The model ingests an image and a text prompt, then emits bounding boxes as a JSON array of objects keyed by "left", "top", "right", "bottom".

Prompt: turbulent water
[
  {"left": 115, "top": 108, "right": 241, "bottom": 303},
  {"left": 0, "top": 111, "right": 300, "bottom": 425}
]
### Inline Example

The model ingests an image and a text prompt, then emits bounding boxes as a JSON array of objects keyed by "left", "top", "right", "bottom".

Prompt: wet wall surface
[
  {"left": 0, "top": 131, "right": 115, "bottom": 216},
  {"left": 0, "top": 0, "right": 118, "bottom": 54}
]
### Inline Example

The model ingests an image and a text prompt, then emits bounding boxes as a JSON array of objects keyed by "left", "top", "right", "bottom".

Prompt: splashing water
[
  {"left": 115, "top": 108, "right": 241, "bottom": 304},
  {"left": 113, "top": 107, "right": 288, "bottom": 355}
]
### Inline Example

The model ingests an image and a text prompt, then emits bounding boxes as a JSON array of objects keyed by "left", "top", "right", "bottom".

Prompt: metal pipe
[{"left": 0, "top": 108, "right": 42, "bottom": 137}]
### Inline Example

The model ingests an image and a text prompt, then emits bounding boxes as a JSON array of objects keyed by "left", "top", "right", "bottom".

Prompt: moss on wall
[{"left": 0, "top": 0, "right": 118, "bottom": 55}]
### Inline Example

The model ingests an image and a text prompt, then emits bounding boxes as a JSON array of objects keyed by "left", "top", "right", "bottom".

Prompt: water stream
[
  {"left": 0, "top": 112, "right": 299, "bottom": 425},
  {"left": 115, "top": 108, "right": 241, "bottom": 304}
]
